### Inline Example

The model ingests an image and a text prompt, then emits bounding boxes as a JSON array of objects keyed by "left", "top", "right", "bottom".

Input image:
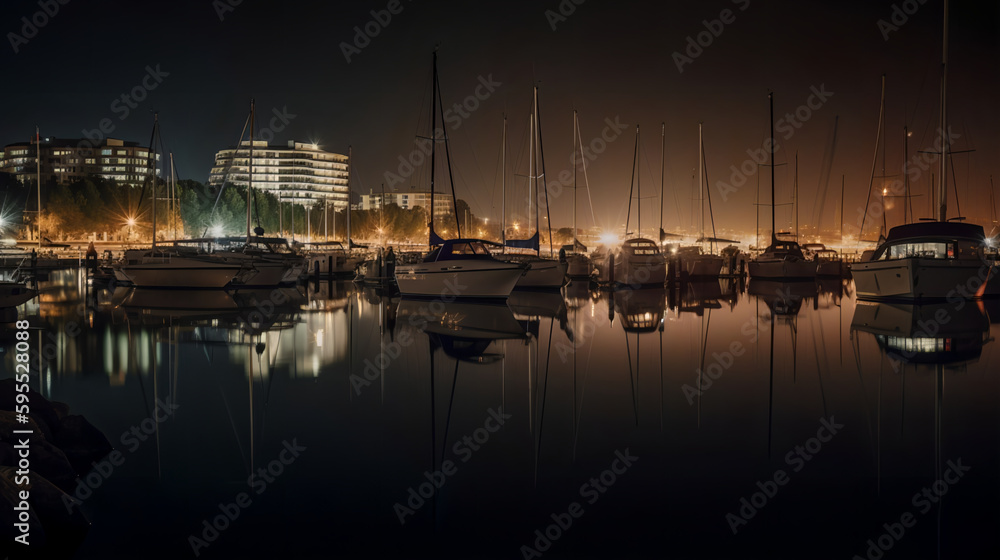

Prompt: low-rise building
[
  {"left": 0, "top": 137, "right": 160, "bottom": 187},
  {"left": 360, "top": 187, "right": 454, "bottom": 220}
]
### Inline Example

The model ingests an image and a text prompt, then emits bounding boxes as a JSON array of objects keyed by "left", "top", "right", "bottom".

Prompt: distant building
[
  {"left": 360, "top": 187, "right": 453, "bottom": 220},
  {"left": 0, "top": 137, "right": 160, "bottom": 188},
  {"left": 208, "top": 140, "right": 349, "bottom": 209}
]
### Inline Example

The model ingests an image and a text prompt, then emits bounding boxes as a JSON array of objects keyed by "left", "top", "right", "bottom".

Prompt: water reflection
[
  {"left": 851, "top": 300, "right": 992, "bottom": 365},
  {"left": 2, "top": 269, "right": 998, "bottom": 558}
]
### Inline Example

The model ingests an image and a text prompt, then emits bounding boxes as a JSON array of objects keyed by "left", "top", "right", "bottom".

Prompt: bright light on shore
[
  {"left": 598, "top": 232, "right": 620, "bottom": 246},
  {"left": 126, "top": 217, "right": 136, "bottom": 227}
]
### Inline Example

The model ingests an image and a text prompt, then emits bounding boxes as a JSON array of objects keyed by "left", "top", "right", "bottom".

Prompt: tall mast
[
  {"left": 151, "top": 113, "right": 158, "bottom": 251},
  {"left": 502, "top": 114, "right": 507, "bottom": 246},
  {"left": 347, "top": 145, "right": 352, "bottom": 249},
  {"left": 247, "top": 99, "right": 254, "bottom": 243},
  {"left": 840, "top": 174, "right": 845, "bottom": 246},
  {"left": 903, "top": 126, "right": 910, "bottom": 224},
  {"left": 794, "top": 151, "right": 799, "bottom": 240},
  {"left": 637, "top": 125, "right": 641, "bottom": 237},
  {"left": 529, "top": 113, "right": 534, "bottom": 246},
  {"left": 699, "top": 122, "right": 704, "bottom": 240},
  {"left": 658, "top": 121, "right": 664, "bottom": 242},
  {"left": 534, "top": 85, "right": 553, "bottom": 255},
  {"left": 578, "top": 112, "right": 583, "bottom": 246},
  {"left": 769, "top": 92, "right": 776, "bottom": 245},
  {"left": 938, "top": 0, "right": 949, "bottom": 222},
  {"left": 429, "top": 51, "right": 437, "bottom": 248},
  {"left": 168, "top": 152, "right": 174, "bottom": 239},
  {"left": 35, "top": 127, "right": 41, "bottom": 250}
]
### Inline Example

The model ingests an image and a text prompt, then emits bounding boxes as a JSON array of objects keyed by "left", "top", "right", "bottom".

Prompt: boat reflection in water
[
  {"left": 851, "top": 300, "right": 992, "bottom": 365},
  {"left": 748, "top": 279, "right": 818, "bottom": 318},
  {"left": 613, "top": 287, "right": 666, "bottom": 333},
  {"left": 509, "top": 289, "right": 571, "bottom": 339},
  {"left": 112, "top": 287, "right": 240, "bottom": 324},
  {"left": 396, "top": 299, "right": 527, "bottom": 362}
]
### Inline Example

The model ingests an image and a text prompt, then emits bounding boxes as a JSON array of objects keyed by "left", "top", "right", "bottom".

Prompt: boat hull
[
  {"left": 117, "top": 258, "right": 243, "bottom": 289},
  {"left": 614, "top": 256, "right": 666, "bottom": 287},
  {"left": 749, "top": 258, "right": 817, "bottom": 280},
  {"left": 816, "top": 260, "right": 845, "bottom": 277},
  {"left": 514, "top": 258, "right": 568, "bottom": 288},
  {"left": 851, "top": 257, "right": 988, "bottom": 299},
  {"left": 395, "top": 261, "right": 525, "bottom": 299},
  {"left": 565, "top": 253, "right": 592, "bottom": 279},
  {"left": 683, "top": 255, "right": 724, "bottom": 278}
]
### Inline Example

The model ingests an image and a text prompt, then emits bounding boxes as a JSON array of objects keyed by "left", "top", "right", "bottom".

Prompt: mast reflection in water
[{"left": 3, "top": 269, "right": 998, "bottom": 559}]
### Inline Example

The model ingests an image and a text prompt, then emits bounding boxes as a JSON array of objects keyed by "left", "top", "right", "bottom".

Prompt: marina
[{"left": 0, "top": 0, "right": 998, "bottom": 558}]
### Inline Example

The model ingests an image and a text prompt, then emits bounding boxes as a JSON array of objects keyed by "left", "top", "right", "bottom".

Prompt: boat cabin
[
  {"left": 868, "top": 222, "right": 984, "bottom": 262},
  {"left": 424, "top": 239, "right": 502, "bottom": 262}
]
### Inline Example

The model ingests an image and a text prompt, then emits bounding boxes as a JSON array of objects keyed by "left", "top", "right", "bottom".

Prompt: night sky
[{"left": 2, "top": 0, "right": 998, "bottom": 239}]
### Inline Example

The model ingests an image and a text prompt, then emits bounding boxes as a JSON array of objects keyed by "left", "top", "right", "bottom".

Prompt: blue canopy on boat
[{"left": 504, "top": 231, "right": 539, "bottom": 251}]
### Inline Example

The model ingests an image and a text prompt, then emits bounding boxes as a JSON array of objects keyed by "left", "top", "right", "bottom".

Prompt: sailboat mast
[
  {"left": 769, "top": 92, "right": 776, "bottom": 244},
  {"left": 795, "top": 151, "right": 799, "bottom": 240},
  {"left": 502, "top": 114, "right": 507, "bottom": 246},
  {"left": 938, "top": 0, "right": 949, "bottom": 222},
  {"left": 576, "top": 112, "right": 581, "bottom": 246},
  {"left": 699, "top": 122, "right": 704, "bottom": 240},
  {"left": 840, "top": 174, "right": 845, "bottom": 247},
  {"left": 152, "top": 113, "right": 158, "bottom": 251},
  {"left": 35, "top": 127, "right": 41, "bottom": 250},
  {"left": 169, "top": 152, "right": 176, "bottom": 239},
  {"left": 903, "top": 126, "right": 909, "bottom": 224},
  {"left": 247, "top": 99, "right": 254, "bottom": 243},
  {"left": 347, "top": 145, "right": 352, "bottom": 248},
  {"left": 659, "top": 121, "right": 664, "bottom": 239},
  {"left": 429, "top": 52, "right": 438, "bottom": 248},
  {"left": 637, "top": 125, "right": 641, "bottom": 237},
  {"left": 534, "top": 85, "right": 553, "bottom": 255},
  {"left": 529, "top": 113, "right": 535, "bottom": 247}
]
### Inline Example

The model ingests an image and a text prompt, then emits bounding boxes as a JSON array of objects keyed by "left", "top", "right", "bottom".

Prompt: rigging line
[
  {"left": 534, "top": 87, "right": 554, "bottom": 255},
  {"left": 575, "top": 118, "right": 598, "bottom": 229},
  {"left": 702, "top": 131, "right": 719, "bottom": 251},
  {"left": 623, "top": 320, "right": 638, "bottom": 426},
  {"left": 205, "top": 111, "right": 253, "bottom": 236},
  {"left": 440, "top": 359, "right": 460, "bottom": 467},
  {"left": 858, "top": 75, "right": 886, "bottom": 247},
  {"left": 434, "top": 67, "right": 463, "bottom": 237},
  {"left": 534, "top": 317, "right": 555, "bottom": 487},
  {"left": 624, "top": 126, "right": 639, "bottom": 235},
  {"left": 134, "top": 114, "right": 159, "bottom": 218}
]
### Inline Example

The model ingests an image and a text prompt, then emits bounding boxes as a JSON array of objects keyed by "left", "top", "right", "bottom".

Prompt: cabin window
[
  {"left": 451, "top": 243, "right": 475, "bottom": 255},
  {"left": 885, "top": 242, "right": 950, "bottom": 260}
]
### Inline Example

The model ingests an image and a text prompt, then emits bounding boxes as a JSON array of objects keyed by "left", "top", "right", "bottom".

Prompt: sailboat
[
  {"left": 209, "top": 100, "right": 307, "bottom": 288},
  {"left": 852, "top": 0, "right": 990, "bottom": 299},
  {"left": 502, "top": 87, "right": 568, "bottom": 289},
  {"left": 614, "top": 125, "right": 667, "bottom": 287},
  {"left": 115, "top": 114, "right": 247, "bottom": 289},
  {"left": 748, "top": 93, "right": 817, "bottom": 280},
  {"left": 394, "top": 51, "right": 526, "bottom": 299},
  {"left": 681, "top": 123, "right": 738, "bottom": 278},
  {"left": 563, "top": 111, "right": 594, "bottom": 280}
]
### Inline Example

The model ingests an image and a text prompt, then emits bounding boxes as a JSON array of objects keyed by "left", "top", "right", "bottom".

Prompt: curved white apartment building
[{"left": 208, "top": 140, "right": 349, "bottom": 209}]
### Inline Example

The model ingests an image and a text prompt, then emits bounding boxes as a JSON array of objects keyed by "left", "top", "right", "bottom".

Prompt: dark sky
[{"left": 2, "top": 0, "right": 998, "bottom": 239}]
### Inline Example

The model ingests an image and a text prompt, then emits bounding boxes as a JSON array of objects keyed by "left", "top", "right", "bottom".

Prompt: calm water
[{"left": 3, "top": 270, "right": 999, "bottom": 559}]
